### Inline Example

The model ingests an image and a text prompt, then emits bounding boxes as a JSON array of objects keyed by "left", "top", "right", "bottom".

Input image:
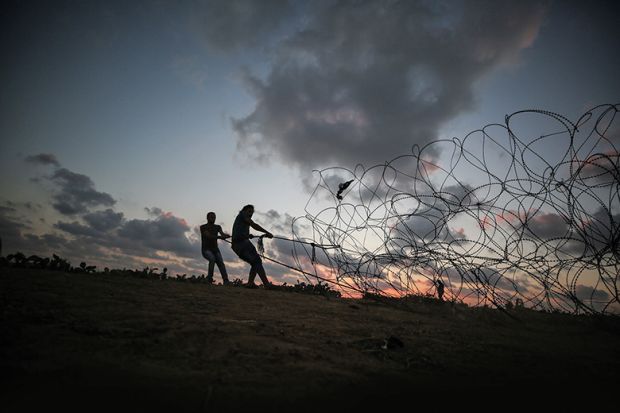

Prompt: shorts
[{"left": 232, "top": 239, "right": 262, "bottom": 265}]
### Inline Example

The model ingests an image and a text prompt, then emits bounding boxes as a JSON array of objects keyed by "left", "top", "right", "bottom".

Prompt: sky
[{"left": 0, "top": 0, "right": 618, "bottom": 297}]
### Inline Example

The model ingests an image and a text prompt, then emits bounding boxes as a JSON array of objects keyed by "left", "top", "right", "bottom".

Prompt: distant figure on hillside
[
  {"left": 200, "top": 212, "right": 230, "bottom": 285},
  {"left": 435, "top": 279, "right": 445, "bottom": 301},
  {"left": 231, "top": 204, "right": 273, "bottom": 288}
]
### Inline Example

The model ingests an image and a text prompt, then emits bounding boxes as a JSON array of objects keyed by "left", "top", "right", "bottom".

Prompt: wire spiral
[{"left": 289, "top": 104, "right": 619, "bottom": 314}]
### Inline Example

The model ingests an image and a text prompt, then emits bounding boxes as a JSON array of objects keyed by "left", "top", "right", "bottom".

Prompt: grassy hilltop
[{"left": 1, "top": 267, "right": 619, "bottom": 411}]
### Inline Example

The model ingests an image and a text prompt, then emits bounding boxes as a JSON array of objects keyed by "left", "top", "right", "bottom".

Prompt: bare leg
[
  {"left": 247, "top": 266, "right": 257, "bottom": 284},
  {"left": 255, "top": 262, "right": 269, "bottom": 286},
  {"left": 215, "top": 251, "right": 229, "bottom": 284}
]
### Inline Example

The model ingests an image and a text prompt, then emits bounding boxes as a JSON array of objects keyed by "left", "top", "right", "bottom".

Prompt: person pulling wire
[{"left": 231, "top": 204, "right": 273, "bottom": 289}]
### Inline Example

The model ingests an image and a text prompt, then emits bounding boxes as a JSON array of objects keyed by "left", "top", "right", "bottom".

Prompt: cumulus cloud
[
  {"left": 83, "top": 208, "right": 124, "bottom": 232},
  {"left": 15, "top": 154, "right": 208, "bottom": 269},
  {"left": 117, "top": 211, "right": 196, "bottom": 258},
  {"left": 49, "top": 168, "right": 116, "bottom": 215},
  {"left": 24, "top": 154, "right": 116, "bottom": 216},
  {"left": 232, "top": 0, "right": 548, "bottom": 171},
  {"left": 50, "top": 207, "right": 203, "bottom": 266},
  {"left": 3, "top": 178, "right": 207, "bottom": 271}
]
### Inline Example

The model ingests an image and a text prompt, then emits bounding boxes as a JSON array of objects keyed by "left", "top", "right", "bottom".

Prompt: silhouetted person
[
  {"left": 435, "top": 279, "right": 445, "bottom": 301},
  {"left": 200, "top": 212, "right": 230, "bottom": 285},
  {"left": 231, "top": 204, "right": 273, "bottom": 288}
]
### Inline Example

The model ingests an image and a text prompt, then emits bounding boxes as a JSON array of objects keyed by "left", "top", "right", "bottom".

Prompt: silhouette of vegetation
[
  {"left": 272, "top": 280, "right": 342, "bottom": 298},
  {"left": 0, "top": 250, "right": 614, "bottom": 316},
  {"left": 0, "top": 251, "right": 341, "bottom": 298}
]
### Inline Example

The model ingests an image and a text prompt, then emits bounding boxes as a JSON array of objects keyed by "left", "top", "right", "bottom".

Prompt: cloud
[
  {"left": 529, "top": 208, "right": 620, "bottom": 257},
  {"left": 386, "top": 182, "right": 478, "bottom": 249},
  {"left": 578, "top": 208, "right": 620, "bottom": 255},
  {"left": 14, "top": 152, "right": 232, "bottom": 271},
  {"left": 525, "top": 212, "right": 571, "bottom": 239},
  {"left": 0, "top": 205, "right": 74, "bottom": 257},
  {"left": 232, "top": 0, "right": 548, "bottom": 171},
  {"left": 54, "top": 221, "right": 100, "bottom": 238},
  {"left": 117, "top": 211, "right": 196, "bottom": 258},
  {"left": 577, "top": 151, "right": 619, "bottom": 186},
  {"left": 49, "top": 168, "right": 116, "bottom": 215},
  {"left": 145, "top": 207, "right": 164, "bottom": 217},
  {"left": 49, "top": 201, "right": 200, "bottom": 262},
  {"left": 192, "top": 0, "right": 293, "bottom": 52},
  {"left": 2, "top": 191, "right": 208, "bottom": 272},
  {"left": 51, "top": 208, "right": 205, "bottom": 267},
  {"left": 253, "top": 208, "right": 299, "bottom": 235},
  {"left": 24, "top": 153, "right": 61, "bottom": 167},
  {"left": 83, "top": 208, "right": 124, "bottom": 232},
  {"left": 575, "top": 284, "right": 610, "bottom": 302}
]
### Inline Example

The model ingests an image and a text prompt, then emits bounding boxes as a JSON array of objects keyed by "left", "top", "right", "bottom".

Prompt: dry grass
[{"left": 1, "top": 267, "right": 618, "bottom": 411}]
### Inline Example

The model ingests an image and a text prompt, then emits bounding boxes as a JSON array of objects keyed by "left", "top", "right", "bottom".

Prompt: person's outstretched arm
[{"left": 249, "top": 220, "right": 273, "bottom": 238}]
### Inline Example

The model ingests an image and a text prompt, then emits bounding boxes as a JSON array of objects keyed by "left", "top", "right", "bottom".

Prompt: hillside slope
[{"left": 1, "top": 267, "right": 619, "bottom": 411}]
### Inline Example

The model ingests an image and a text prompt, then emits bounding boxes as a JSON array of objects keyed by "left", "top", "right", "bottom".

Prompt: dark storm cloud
[
  {"left": 25, "top": 153, "right": 61, "bottom": 167},
  {"left": 193, "top": 0, "right": 292, "bottom": 52},
  {"left": 232, "top": 0, "right": 548, "bottom": 171},
  {"left": 50, "top": 168, "right": 116, "bottom": 215}
]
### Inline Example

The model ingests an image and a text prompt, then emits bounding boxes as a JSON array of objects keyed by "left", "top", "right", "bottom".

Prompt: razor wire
[{"left": 283, "top": 104, "right": 619, "bottom": 315}]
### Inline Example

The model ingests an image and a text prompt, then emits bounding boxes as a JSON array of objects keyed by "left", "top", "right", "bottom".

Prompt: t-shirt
[
  {"left": 200, "top": 223, "right": 222, "bottom": 252},
  {"left": 232, "top": 212, "right": 250, "bottom": 244}
]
